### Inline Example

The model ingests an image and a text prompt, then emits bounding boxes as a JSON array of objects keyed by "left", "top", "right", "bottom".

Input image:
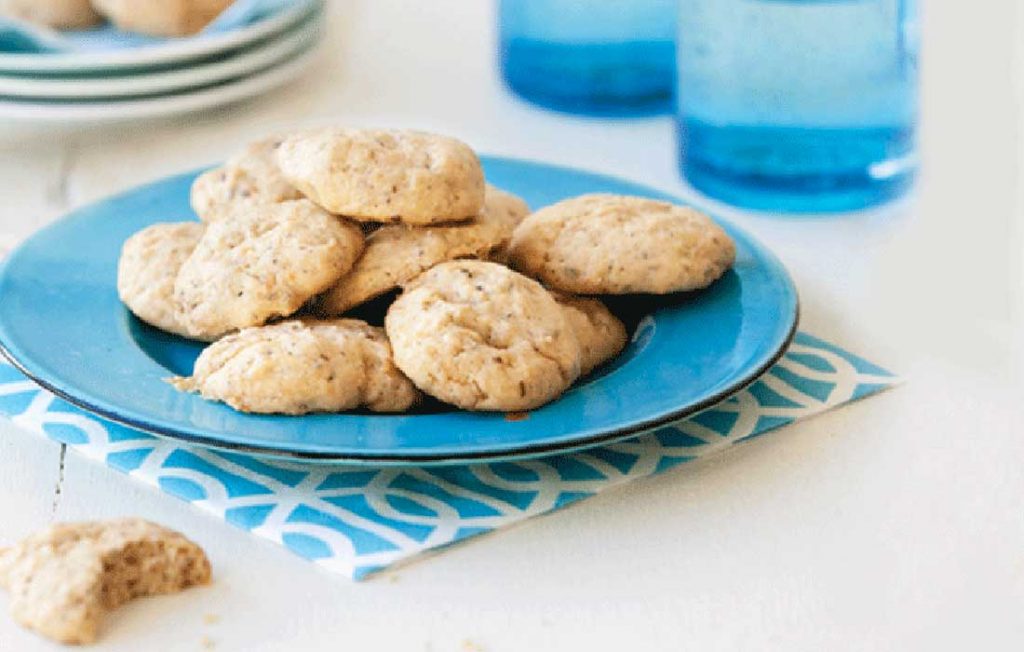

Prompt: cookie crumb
[
  {"left": 504, "top": 412, "right": 530, "bottom": 422},
  {"left": 203, "top": 613, "right": 221, "bottom": 625}
]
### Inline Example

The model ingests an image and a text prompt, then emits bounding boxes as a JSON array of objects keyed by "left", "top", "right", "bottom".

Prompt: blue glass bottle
[
  {"left": 676, "top": 0, "right": 919, "bottom": 212},
  {"left": 499, "top": 0, "right": 677, "bottom": 116}
]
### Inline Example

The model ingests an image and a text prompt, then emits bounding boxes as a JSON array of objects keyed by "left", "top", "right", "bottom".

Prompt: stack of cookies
[{"left": 117, "top": 128, "right": 736, "bottom": 415}]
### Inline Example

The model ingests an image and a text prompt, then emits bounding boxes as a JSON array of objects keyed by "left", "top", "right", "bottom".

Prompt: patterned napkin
[{"left": 0, "top": 333, "right": 896, "bottom": 580}]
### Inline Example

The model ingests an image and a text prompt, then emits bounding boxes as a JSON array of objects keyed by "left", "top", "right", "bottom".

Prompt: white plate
[
  {"left": 0, "top": 45, "right": 318, "bottom": 123},
  {"left": 0, "top": 13, "right": 320, "bottom": 99},
  {"left": 0, "top": 0, "right": 318, "bottom": 74}
]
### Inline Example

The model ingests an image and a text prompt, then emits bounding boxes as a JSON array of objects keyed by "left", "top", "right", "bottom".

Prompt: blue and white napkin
[{"left": 0, "top": 331, "right": 897, "bottom": 580}]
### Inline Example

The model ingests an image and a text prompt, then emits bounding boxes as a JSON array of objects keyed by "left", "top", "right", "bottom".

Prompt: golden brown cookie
[
  {"left": 91, "top": 0, "right": 232, "bottom": 36},
  {"left": 174, "top": 200, "right": 364, "bottom": 340},
  {"left": 1, "top": 0, "right": 101, "bottom": 29},
  {"left": 0, "top": 519, "right": 210, "bottom": 645},
  {"left": 478, "top": 184, "right": 532, "bottom": 264},
  {"left": 171, "top": 319, "right": 421, "bottom": 414},
  {"left": 385, "top": 261, "right": 580, "bottom": 411},
  {"left": 554, "top": 295, "right": 628, "bottom": 376},
  {"left": 191, "top": 137, "right": 304, "bottom": 222},
  {"left": 317, "top": 184, "right": 530, "bottom": 316},
  {"left": 509, "top": 194, "right": 736, "bottom": 294},
  {"left": 275, "top": 128, "right": 485, "bottom": 225},
  {"left": 117, "top": 222, "right": 205, "bottom": 338}
]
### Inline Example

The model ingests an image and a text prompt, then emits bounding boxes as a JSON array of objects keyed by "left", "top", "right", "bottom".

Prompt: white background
[{"left": 1, "top": 1, "right": 1022, "bottom": 650}]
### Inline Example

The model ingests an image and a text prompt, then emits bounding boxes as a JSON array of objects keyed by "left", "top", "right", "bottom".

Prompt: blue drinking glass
[
  {"left": 499, "top": 0, "right": 677, "bottom": 116},
  {"left": 676, "top": 0, "right": 920, "bottom": 212}
]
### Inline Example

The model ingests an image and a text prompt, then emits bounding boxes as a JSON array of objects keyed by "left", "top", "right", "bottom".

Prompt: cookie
[
  {"left": 276, "top": 128, "right": 485, "bottom": 225},
  {"left": 91, "top": 0, "right": 232, "bottom": 36},
  {"left": 117, "top": 222, "right": 205, "bottom": 338},
  {"left": 191, "top": 137, "right": 304, "bottom": 222},
  {"left": 0, "top": 519, "right": 210, "bottom": 645},
  {"left": 174, "top": 200, "right": 364, "bottom": 340},
  {"left": 317, "top": 184, "right": 530, "bottom": 316},
  {"left": 171, "top": 319, "right": 420, "bottom": 414},
  {"left": 509, "top": 194, "right": 736, "bottom": 294},
  {"left": 1, "top": 0, "right": 101, "bottom": 28},
  {"left": 385, "top": 260, "right": 580, "bottom": 411},
  {"left": 480, "top": 185, "right": 532, "bottom": 264},
  {"left": 555, "top": 295, "right": 628, "bottom": 376}
]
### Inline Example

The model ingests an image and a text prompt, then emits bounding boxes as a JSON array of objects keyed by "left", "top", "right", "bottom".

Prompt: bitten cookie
[
  {"left": 171, "top": 319, "right": 421, "bottom": 414},
  {"left": 317, "top": 184, "right": 530, "bottom": 316},
  {"left": 91, "top": 0, "right": 232, "bottom": 36},
  {"left": 191, "top": 137, "right": 304, "bottom": 222},
  {"left": 385, "top": 260, "right": 580, "bottom": 411},
  {"left": 555, "top": 295, "right": 628, "bottom": 376},
  {"left": 174, "top": 200, "right": 364, "bottom": 340},
  {"left": 509, "top": 194, "right": 736, "bottom": 294},
  {"left": 276, "top": 128, "right": 485, "bottom": 225},
  {"left": 117, "top": 222, "right": 205, "bottom": 338},
  {"left": 1, "top": 0, "right": 101, "bottom": 29},
  {"left": 0, "top": 519, "right": 210, "bottom": 645}
]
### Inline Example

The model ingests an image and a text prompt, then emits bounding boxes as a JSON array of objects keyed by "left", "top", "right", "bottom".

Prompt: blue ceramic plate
[{"left": 0, "top": 158, "right": 798, "bottom": 465}]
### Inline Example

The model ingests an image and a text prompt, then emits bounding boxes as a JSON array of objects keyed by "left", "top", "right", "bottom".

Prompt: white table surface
[{"left": 1, "top": 2, "right": 1022, "bottom": 650}]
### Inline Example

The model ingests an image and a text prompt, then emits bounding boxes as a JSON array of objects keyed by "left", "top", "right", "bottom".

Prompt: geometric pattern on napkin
[{"left": 0, "top": 332, "right": 896, "bottom": 580}]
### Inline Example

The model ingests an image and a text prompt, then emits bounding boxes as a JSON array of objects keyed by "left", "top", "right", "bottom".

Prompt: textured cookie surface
[
  {"left": 555, "top": 295, "right": 628, "bottom": 376},
  {"left": 171, "top": 319, "right": 420, "bottom": 414},
  {"left": 0, "top": 518, "right": 210, "bottom": 645},
  {"left": 91, "top": 0, "right": 232, "bottom": 36},
  {"left": 191, "top": 137, "right": 304, "bottom": 222},
  {"left": 117, "top": 222, "right": 205, "bottom": 338},
  {"left": 276, "top": 128, "right": 485, "bottom": 225},
  {"left": 385, "top": 261, "right": 580, "bottom": 411},
  {"left": 1, "top": 0, "right": 101, "bottom": 28},
  {"left": 174, "top": 200, "right": 364, "bottom": 340},
  {"left": 509, "top": 194, "right": 736, "bottom": 294},
  {"left": 318, "top": 185, "right": 530, "bottom": 315}
]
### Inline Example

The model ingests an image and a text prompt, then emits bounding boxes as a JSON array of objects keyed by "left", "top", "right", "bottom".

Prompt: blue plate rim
[
  {"left": 0, "top": 311, "right": 798, "bottom": 464},
  {"left": 0, "top": 156, "right": 800, "bottom": 465}
]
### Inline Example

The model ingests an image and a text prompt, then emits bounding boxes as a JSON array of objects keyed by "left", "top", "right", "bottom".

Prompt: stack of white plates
[{"left": 0, "top": 0, "right": 322, "bottom": 123}]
